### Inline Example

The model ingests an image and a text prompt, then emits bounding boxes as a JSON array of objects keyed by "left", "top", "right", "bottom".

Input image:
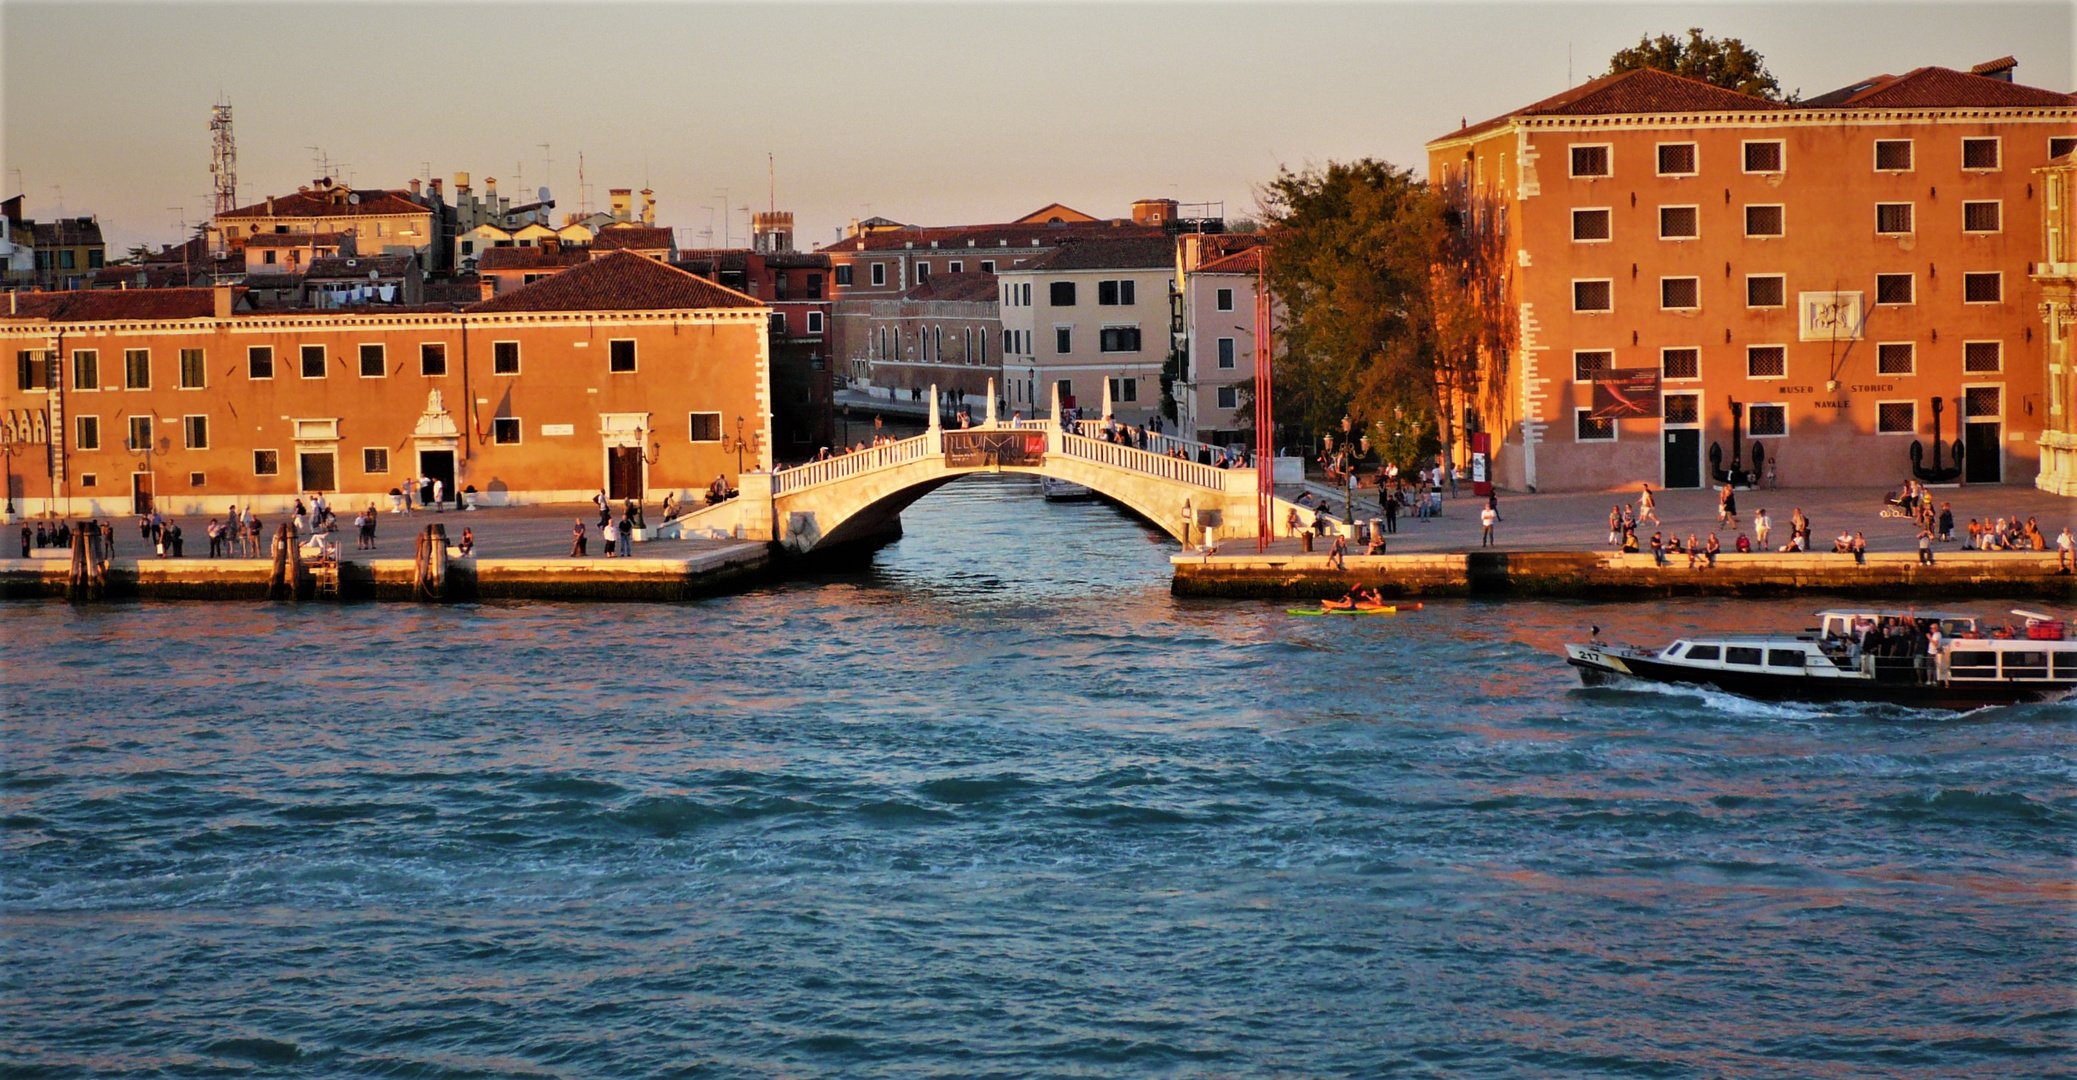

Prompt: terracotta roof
[
  {"left": 423, "top": 277, "right": 482, "bottom": 304},
  {"left": 2, "top": 288, "right": 236, "bottom": 322},
  {"left": 219, "top": 186, "right": 429, "bottom": 219},
  {"left": 1010, "top": 202, "right": 1099, "bottom": 224},
  {"left": 817, "top": 220, "right": 1165, "bottom": 254},
  {"left": 305, "top": 254, "right": 418, "bottom": 280},
  {"left": 904, "top": 271, "right": 999, "bottom": 302},
  {"left": 239, "top": 273, "right": 303, "bottom": 290},
  {"left": 1194, "top": 247, "right": 1263, "bottom": 274},
  {"left": 29, "top": 218, "right": 105, "bottom": 247},
  {"left": 477, "top": 246, "right": 590, "bottom": 271},
  {"left": 465, "top": 250, "right": 762, "bottom": 313},
  {"left": 1020, "top": 236, "right": 1176, "bottom": 272},
  {"left": 591, "top": 226, "right": 675, "bottom": 251},
  {"left": 245, "top": 232, "right": 347, "bottom": 248},
  {"left": 1443, "top": 68, "right": 1789, "bottom": 142},
  {"left": 765, "top": 252, "right": 831, "bottom": 269},
  {"left": 1802, "top": 66, "right": 2075, "bottom": 109}
]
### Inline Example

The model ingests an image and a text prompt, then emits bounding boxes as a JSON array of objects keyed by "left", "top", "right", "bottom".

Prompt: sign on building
[
  {"left": 1799, "top": 291, "right": 1866, "bottom": 342},
  {"left": 1590, "top": 369, "right": 1660, "bottom": 420}
]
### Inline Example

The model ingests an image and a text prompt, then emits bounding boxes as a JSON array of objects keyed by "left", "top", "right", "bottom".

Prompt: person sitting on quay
[
  {"left": 1685, "top": 531, "right": 1702, "bottom": 569},
  {"left": 1650, "top": 531, "right": 1666, "bottom": 566},
  {"left": 1705, "top": 532, "right": 1722, "bottom": 568},
  {"left": 1917, "top": 528, "right": 1936, "bottom": 565},
  {"left": 2056, "top": 526, "right": 2074, "bottom": 574},
  {"left": 1851, "top": 531, "right": 1868, "bottom": 566},
  {"left": 1734, "top": 532, "right": 1751, "bottom": 553},
  {"left": 569, "top": 519, "right": 588, "bottom": 558},
  {"left": 458, "top": 528, "right": 475, "bottom": 557},
  {"left": 1365, "top": 518, "right": 1386, "bottom": 556},
  {"left": 707, "top": 475, "right": 732, "bottom": 506},
  {"left": 661, "top": 493, "right": 680, "bottom": 523}
]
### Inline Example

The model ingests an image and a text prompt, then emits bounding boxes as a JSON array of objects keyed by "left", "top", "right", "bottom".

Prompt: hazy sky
[{"left": 4, "top": 2, "right": 2069, "bottom": 253}]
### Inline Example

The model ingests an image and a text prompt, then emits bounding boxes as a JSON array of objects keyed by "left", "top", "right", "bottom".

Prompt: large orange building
[
  {"left": 1426, "top": 61, "right": 2076, "bottom": 492},
  {"left": 1, "top": 252, "right": 770, "bottom": 517}
]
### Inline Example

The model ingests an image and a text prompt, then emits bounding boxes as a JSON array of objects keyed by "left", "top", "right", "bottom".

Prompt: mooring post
[
  {"left": 67, "top": 530, "right": 87, "bottom": 602},
  {"left": 286, "top": 525, "right": 306, "bottom": 600},
  {"left": 268, "top": 523, "right": 289, "bottom": 599}
]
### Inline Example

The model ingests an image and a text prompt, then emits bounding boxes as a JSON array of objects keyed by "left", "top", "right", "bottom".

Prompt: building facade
[
  {"left": 1425, "top": 62, "right": 2076, "bottom": 492},
  {"left": 998, "top": 236, "right": 1176, "bottom": 427},
  {"left": 3, "top": 197, "right": 107, "bottom": 292},
  {"left": 1, "top": 252, "right": 770, "bottom": 516},
  {"left": 854, "top": 272, "right": 1001, "bottom": 414},
  {"left": 213, "top": 179, "right": 443, "bottom": 274},
  {"left": 2036, "top": 149, "right": 2077, "bottom": 496},
  {"left": 1176, "top": 243, "right": 1266, "bottom": 445}
]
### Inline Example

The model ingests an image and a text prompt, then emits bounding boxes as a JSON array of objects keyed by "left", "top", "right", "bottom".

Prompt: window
[
  {"left": 1963, "top": 341, "right": 2002, "bottom": 373},
  {"left": 125, "top": 349, "right": 151, "bottom": 389},
  {"left": 1572, "top": 208, "right": 1611, "bottom": 241},
  {"left": 1217, "top": 338, "right": 1236, "bottom": 369},
  {"left": 1055, "top": 327, "right": 1072, "bottom": 353},
  {"left": 1099, "top": 326, "right": 1142, "bottom": 352},
  {"left": 1725, "top": 646, "right": 1763, "bottom": 667},
  {"left": 1964, "top": 386, "right": 2001, "bottom": 418},
  {"left": 1659, "top": 206, "right": 1699, "bottom": 239},
  {"left": 254, "top": 450, "right": 279, "bottom": 476},
  {"left": 1575, "top": 409, "right": 1615, "bottom": 441},
  {"left": 71, "top": 350, "right": 98, "bottom": 390},
  {"left": 1877, "top": 343, "right": 1915, "bottom": 375},
  {"left": 1570, "top": 144, "right": 1610, "bottom": 177},
  {"left": 806, "top": 311, "right": 824, "bottom": 334},
  {"left": 870, "top": 263, "right": 886, "bottom": 286},
  {"left": 182, "top": 414, "right": 208, "bottom": 450},
  {"left": 1743, "top": 141, "right": 1783, "bottom": 173},
  {"left": 1747, "top": 403, "right": 1787, "bottom": 436},
  {"left": 1767, "top": 649, "right": 1806, "bottom": 669},
  {"left": 1686, "top": 644, "right": 1721, "bottom": 661},
  {"left": 493, "top": 341, "right": 520, "bottom": 374},
  {"left": 300, "top": 345, "right": 326, "bottom": 379},
  {"left": 834, "top": 265, "right": 853, "bottom": 286},
  {"left": 1744, "top": 205, "right": 1783, "bottom": 237},
  {"left": 1663, "top": 393, "right": 1699, "bottom": 425},
  {"left": 492, "top": 418, "right": 521, "bottom": 444},
  {"left": 1661, "top": 277, "right": 1699, "bottom": 310},
  {"left": 1097, "top": 279, "right": 1136, "bottom": 305},
  {"left": 1217, "top": 385, "right": 1238, "bottom": 409},
  {"left": 75, "top": 415, "right": 99, "bottom": 451},
  {"left": 1573, "top": 350, "right": 1611, "bottom": 382},
  {"left": 1874, "top": 140, "right": 1913, "bottom": 171},
  {"left": 1876, "top": 204, "right": 1914, "bottom": 234},
  {"left": 1746, "top": 275, "right": 1784, "bottom": 308},
  {"left": 16, "top": 350, "right": 50, "bottom": 391},
  {"left": 248, "top": 346, "right": 274, "bottom": 380},
  {"left": 1050, "top": 281, "right": 1076, "bottom": 306},
  {"left": 1961, "top": 137, "right": 2000, "bottom": 170},
  {"left": 1108, "top": 377, "right": 1138, "bottom": 403},
  {"left": 127, "top": 415, "right": 152, "bottom": 451},
  {"left": 1875, "top": 273, "right": 1915, "bottom": 305},
  {"left": 1215, "top": 288, "right": 1234, "bottom": 311},
  {"left": 58, "top": 250, "right": 74, "bottom": 270},
  {"left": 1962, "top": 201, "right": 2001, "bottom": 233},
  {"left": 358, "top": 344, "right": 385, "bottom": 378},
  {"left": 1877, "top": 401, "right": 1916, "bottom": 434},
  {"left": 363, "top": 448, "right": 390, "bottom": 473},
  {"left": 2053, "top": 137, "right": 2077, "bottom": 159},
  {"left": 419, "top": 343, "right": 446, "bottom": 376},
  {"left": 460, "top": 241, "right": 474, "bottom": 257},
  {"left": 1747, "top": 346, "right": 1786, "bottom": 379},
  {"left": 1573, "top": 280, "right": 1612, "bottom": 312},
  {"left": 915, "top": 262, "right": 929, "bottom": 282},
  {"left": 263, "top": 249, "right": 277, "bottom": 265},
  {"left": 609, "top": 339, "right": 636, "bottom": 372},
  {"left": 1657, "top": 143, "right": 1697, "bottom": 175},
  {"left": 1661, "top": 347, "right": 1699, "bottom": 380},
  {"left": 689, "top": 412, "right": 722, "bottom": 442},
  {"left": 1962, "top": 273, "right": 2002, "bottom": 303}
]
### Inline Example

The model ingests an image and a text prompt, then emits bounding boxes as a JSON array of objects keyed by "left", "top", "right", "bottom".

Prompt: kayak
[{"left": 1287, "top": 606, "right": 1400, "bottom": 616}]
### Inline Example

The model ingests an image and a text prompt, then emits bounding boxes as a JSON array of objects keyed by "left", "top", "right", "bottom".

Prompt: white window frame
[
  {"left": 1572, "top": 278, "right": 1614, "bottom": 313},
  {"left": 1660, "top": 346, "right": 1701, "bottom": 382},
  {"left": 1215, "top": 288, "right": 1234, "bottom": 312},
  {"left": 1054, "top": 325, "right": 1072, "bottom": 354},
  {"left": 1746, "top": 344, "right": 1788, "bottom": 380},
  {"left": 124, "top": 348, "right": 151, "bottom": 390},
  {"left": 1216, "top": 337, "right": 1236, "bottom": 369},
  {"left": 1569, "top": 143, "right": 1612, "bottom": 179},
  {"left": 806, "top": 310, "right": 824, "bottom": 334},
  {"left": 247, "top": 345, "right": 274, "bottom": 381},
  {"left": 1875, "top": 202, "right": 1915, "bottom": 236},
  {"left": 1960, "top": 136, "right": 2001, "bottom": 172},
  {"left": 1875, "top": 400, "right": 1918, "bottom": 436},
  {"left": 71, "top": 349, "right": 99, "bottom": 392},
  {"left": 253, "top": 449, "right": 280, "bottom": 476},
  {"left": 1961, "top": 382, "right": 2004, "bottom": 422},
  {"left": 492, "top": 340, "right": 521, "bottom": 375},
  {"left": 1961, "top": 200, "right": 2002, "bottom": 235},
  {"left": 1216, "top": 385, "right": 1238, "bottom": 409},
  {"left": 1574, "top": 407, "right": 1617, "bottom": 443},
  {"left": 1658, "top": 204, "right": 1700, "bottom": 241},
  {"left": 1875, "top": 341, "right": 1916, "bottom": 376},
  {"left": 1098, "top": 324, "right": 1142, "bottom": 354},
  {"left": 357, "top": 342, "right": 387, "bottom": 379},
  {"left": 608, "top": 338, "right": 637, "bottom": 373},
  {"left": 178, "top": 348, "right": 207, "bottom": 390},
  {"left": 1874, "top": 273, "right": 1916, "bottom": 306},
  {"left": 363, "top": 447, "right": 391, "bottom": 473},
  {"left": 1655, "top": 141, "right": 1699, "bottom": 177},
  {"left": 1662, "top": 390, "right": 1702, "bottom": 429},
  {"left": 1571, "top": 207, "right": 1613, "bottom": 244},
  {"left": 1961, "top": 272, "right": 2003, "bottom": 305},
  {"left": 299, "top": 344, "right": 326, "bottom": 380},
  {"left": 1741, "top": 140, "right": 1785, "bottom": 174},
  {"left": 419, "top": 342, "right": 447, "bottom": 377},
  {"left": 182, "top": 414, "right": 208, "bottom": 450},
  {"left": 1873, "top": 139, "right": 1914, "bottom": 173},
  {"left": 688, "top": 412, "right": 723, "bottom": 442},
  {"left": 1660, "top": 276, "right": 1701, "bottom": 311},
  {"left": 1961, "top": 339, "right": 2003, "bottom": 374},
  {"left": 75, "top": 414, "right": 100, "bottom": 451},
  {"left": 491, "top": 417, "right": 522, "bottom": 445},
  {"left": 870, "top": 262, "right": 886, "bottom": 287},
  {"left": 1743, "top": 204, "right": 1784, "bottom": 238},
  {"left": 948, "top": 261, "right": 962, "bottom": 274},
  {"left": 1744, "top": 274, "right": 1786, "bottom": 309},
  {"left": 1571, "top": 349, "right": 1613, "bottom": 383},
  {"left": 1745, "top": 402, "right": 1789, "bottom": 439}
]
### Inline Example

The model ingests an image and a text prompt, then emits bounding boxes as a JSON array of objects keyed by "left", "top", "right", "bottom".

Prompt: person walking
[
  {"left": 1480, "top": 503, "right": 1498, "bottom": 547},
  {"left": 1754, "top": 508, "right": 1771, "bottom": 550},
  {"left": 570, "top": 519, "right": 588, "bottom": 558},
  {"left": 602, "top": 517, "right": 619, "bottom": 558},
  {"left": 1937, "top": 503, "right": 1954, "bottom": 543},
  {"left": 1327, "top": 530, "right": 1347, "bottom": 570},
  {"left": 1638, "top": 483, "right": 1659, "bottom": 526},
  {"left": 1382, "top": 490, "right": 1398, "bottom": 534},
  {"left": 594, "top": 490, "right": 610, "bottom": 529},
  {"left": 1718, "top": 482, "right": 1738, "bottom": 529}
]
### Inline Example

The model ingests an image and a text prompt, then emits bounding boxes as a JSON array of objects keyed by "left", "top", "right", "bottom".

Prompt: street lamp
[
  {"left": 0, "top": 435, "right": 25, "bottom": 522},
  {"left": 734, "top": 415, "right": 746, "bottom": 473}
]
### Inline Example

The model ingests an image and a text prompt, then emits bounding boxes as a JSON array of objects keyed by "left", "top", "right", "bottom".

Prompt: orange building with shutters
[
  {"left": 0, "top": 252, "right": 771, "bottom": 517},
  {"left": 1426, "top": 60, "right": 2075, "bottom": 492}
]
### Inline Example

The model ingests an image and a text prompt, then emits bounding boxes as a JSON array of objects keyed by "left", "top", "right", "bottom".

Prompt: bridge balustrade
[
  {"left": 772, "top": 435, "right": 930, "bottom": 494},
  {"left": 1068, "top": 420, "right": 1252, "bottom": 467},
  {"left": 1058, "top": 433, "right": 1231, "bottom": 489}
]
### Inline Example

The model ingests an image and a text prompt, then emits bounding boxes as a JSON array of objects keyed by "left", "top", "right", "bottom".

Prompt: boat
[
  {"left": 1564, "top": 608, "right": 2077, "bottom": 710},
  {"left": 1040, "top": 477, "right": 1093, "bottom": 501},
  {"left": 1288, "top": 605, "right": 1401, "bottom": 616}
]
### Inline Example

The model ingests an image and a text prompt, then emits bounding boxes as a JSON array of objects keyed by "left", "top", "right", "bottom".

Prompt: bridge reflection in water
[{"left": 665, "top": 381, "right": 1295, "bottom": 554}]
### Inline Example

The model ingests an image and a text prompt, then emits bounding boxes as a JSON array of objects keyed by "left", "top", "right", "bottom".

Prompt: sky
[{"left": 3, "top": 1, "right": 2070, "bottom": 254}]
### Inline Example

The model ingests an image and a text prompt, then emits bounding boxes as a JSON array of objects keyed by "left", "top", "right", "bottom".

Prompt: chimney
[
  {"left": 542, "top": 235, "right": 560, "bottom": 255},
  {"left": 1970, "top": 56, "right": 2017, "bottom": 82},
  {"left": 266, "top": 195, "right": 275, "bottom": 215},
  {"left": 409, "top": 178, "right": 422, "bottom": 199},
  {"left": 428, "top": 177, "right": 443, "bottom": 200},
  {"left": 213, "top": 284, "right": 234, "bottom": 319},
  {"left": 456, "top": 171, "right": 471, "bottom": 195},
  {"left": 609, "top": 188, "right": 632, "bottom": 222},
  {"left": 641, "top": 188, "right": 656, "bottom": 226},
  {"left": 485, "top": 177, "right": 498, "bottom": 202}
]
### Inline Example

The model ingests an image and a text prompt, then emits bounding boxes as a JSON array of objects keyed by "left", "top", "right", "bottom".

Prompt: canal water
[{"left": 3, "top": 476, "right": 2071, "bottom": 1078}]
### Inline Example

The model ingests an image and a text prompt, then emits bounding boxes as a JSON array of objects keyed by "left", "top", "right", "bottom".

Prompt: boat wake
[{"left": 1572, "top": 676, "right": 1934, "bottom": 723}]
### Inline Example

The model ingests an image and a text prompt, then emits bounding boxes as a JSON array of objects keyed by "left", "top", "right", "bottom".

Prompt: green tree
[{"left": 1608, "top": 28, "right": 1791, "bottom": 101}]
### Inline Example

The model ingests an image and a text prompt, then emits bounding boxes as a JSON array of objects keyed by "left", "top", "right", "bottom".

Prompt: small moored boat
[{"left": 1565, "top": 608, "right": 2077, "bottom": 711}]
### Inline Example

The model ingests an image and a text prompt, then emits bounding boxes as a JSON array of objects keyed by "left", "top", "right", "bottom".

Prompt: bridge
[{"left": 660, "top": 380, "right": 1293, "bottom": 555}]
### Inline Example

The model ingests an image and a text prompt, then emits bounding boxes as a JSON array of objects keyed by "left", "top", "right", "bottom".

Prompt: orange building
[
  {"left": 1, "top": 252, "right": 770, "bottom": 517},
  {"left": 1426, "top": 61, "right": 2076, "bottom": 492}
]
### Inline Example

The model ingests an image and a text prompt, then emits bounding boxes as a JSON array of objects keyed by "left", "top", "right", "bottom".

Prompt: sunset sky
[{"left": 5, "top": 2, "right": 2069, "bottom": 253}]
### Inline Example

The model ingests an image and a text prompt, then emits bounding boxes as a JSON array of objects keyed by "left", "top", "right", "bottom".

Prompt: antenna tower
[
  {"left": 210, "top": 100, "right": 238, "bottom": 216},
  {"left": 577, "top": 151, "right": 593, "bottom": 217},
  {"left": 768, "top": 152, "right": 775, "bottom": 214}
]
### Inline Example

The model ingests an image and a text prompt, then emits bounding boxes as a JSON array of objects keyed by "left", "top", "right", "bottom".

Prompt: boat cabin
[{"left": 1815, "top": 609, "right": 1977, "bottom": 641}]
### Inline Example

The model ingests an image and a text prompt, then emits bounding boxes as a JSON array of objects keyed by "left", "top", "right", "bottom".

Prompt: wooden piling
[
  {"left": 268, "top": 523, "right": 290, "bottom": 599},
  {"left": 66, "top": 531, "right": 87, "bottom": 602}
]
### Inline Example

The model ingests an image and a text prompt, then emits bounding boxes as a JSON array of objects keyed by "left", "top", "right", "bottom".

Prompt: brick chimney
[{"left": 213, "top": 284, "right": 234, "bottom": 319}]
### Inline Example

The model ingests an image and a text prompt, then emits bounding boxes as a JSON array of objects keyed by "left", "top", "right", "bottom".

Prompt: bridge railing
[
  {"left": 1058, "top": 433, "right": 1231, "bottom": 490},
  {"left": 1068, "top": 420, "right": 1253, "bottom": 467},
  {"left": 772, "top": 434, "right": 930, "bottom": 494}
]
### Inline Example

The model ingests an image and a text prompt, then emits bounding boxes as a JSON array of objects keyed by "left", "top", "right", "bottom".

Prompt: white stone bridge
[{"left": 660, "top": 381, "right": 1282, "bottom": 555}]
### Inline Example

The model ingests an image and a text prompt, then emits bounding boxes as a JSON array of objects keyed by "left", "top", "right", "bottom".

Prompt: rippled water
[{"left": 3, "top": 476, "right": 2073, "bottom": 1078}]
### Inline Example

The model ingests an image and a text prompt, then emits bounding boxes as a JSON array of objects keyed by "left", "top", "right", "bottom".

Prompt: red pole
[{"left": 1255, "top": 255, "right": 1273, "bottom": 552}]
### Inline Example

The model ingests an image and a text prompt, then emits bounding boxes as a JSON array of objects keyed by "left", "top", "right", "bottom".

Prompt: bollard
[
  {"left": 268, "top": 523, "right": 290, "bottom": 599},
  {"left": 286, "top": 524, "right": 306, "bottom": 600}
]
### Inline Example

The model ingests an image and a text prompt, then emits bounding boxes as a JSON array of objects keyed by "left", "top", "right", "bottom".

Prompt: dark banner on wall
[{"left": 1590, "top": 369, "right": 1661, "bottom": 420}]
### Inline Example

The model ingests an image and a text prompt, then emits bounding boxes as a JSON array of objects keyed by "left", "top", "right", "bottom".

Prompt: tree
[{"left": 1608, "top": 28, "right": 1791, "bottom": 101}]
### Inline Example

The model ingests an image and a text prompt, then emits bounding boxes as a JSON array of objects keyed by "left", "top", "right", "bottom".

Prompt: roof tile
[{"left": 465, "top": 250, "right": 762, "bottom": 313}]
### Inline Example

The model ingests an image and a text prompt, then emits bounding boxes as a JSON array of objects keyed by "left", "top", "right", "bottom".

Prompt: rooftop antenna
[
  {"left": 51, "top": 185, "right": 65, "bottom": 217},
  {"left": 512, "top": 160, "right": 524, "bottom": 196},
  {"left": 577, "top": 150, "right": 593, "bottom": 217},
  {"left": 1568, "top": 42, "right": 1574, "bottom": 88},
  {"left": 699, "top": 205, "right": 716, "bottom": 246},
  {"left": 7, "top": 168, "right": 22, "bottom": 198},
  {"left": 209, "top": 99, "right": 238, "bottom": 217},
  {"left": 713, "top": 188, "right": 730, "bottom": 247},
  {"left": 305, "top": 147, "right": 345, "bottom": 182},
  {"left": 768, "top": 152, "right": 775, "bottom": 214}
]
